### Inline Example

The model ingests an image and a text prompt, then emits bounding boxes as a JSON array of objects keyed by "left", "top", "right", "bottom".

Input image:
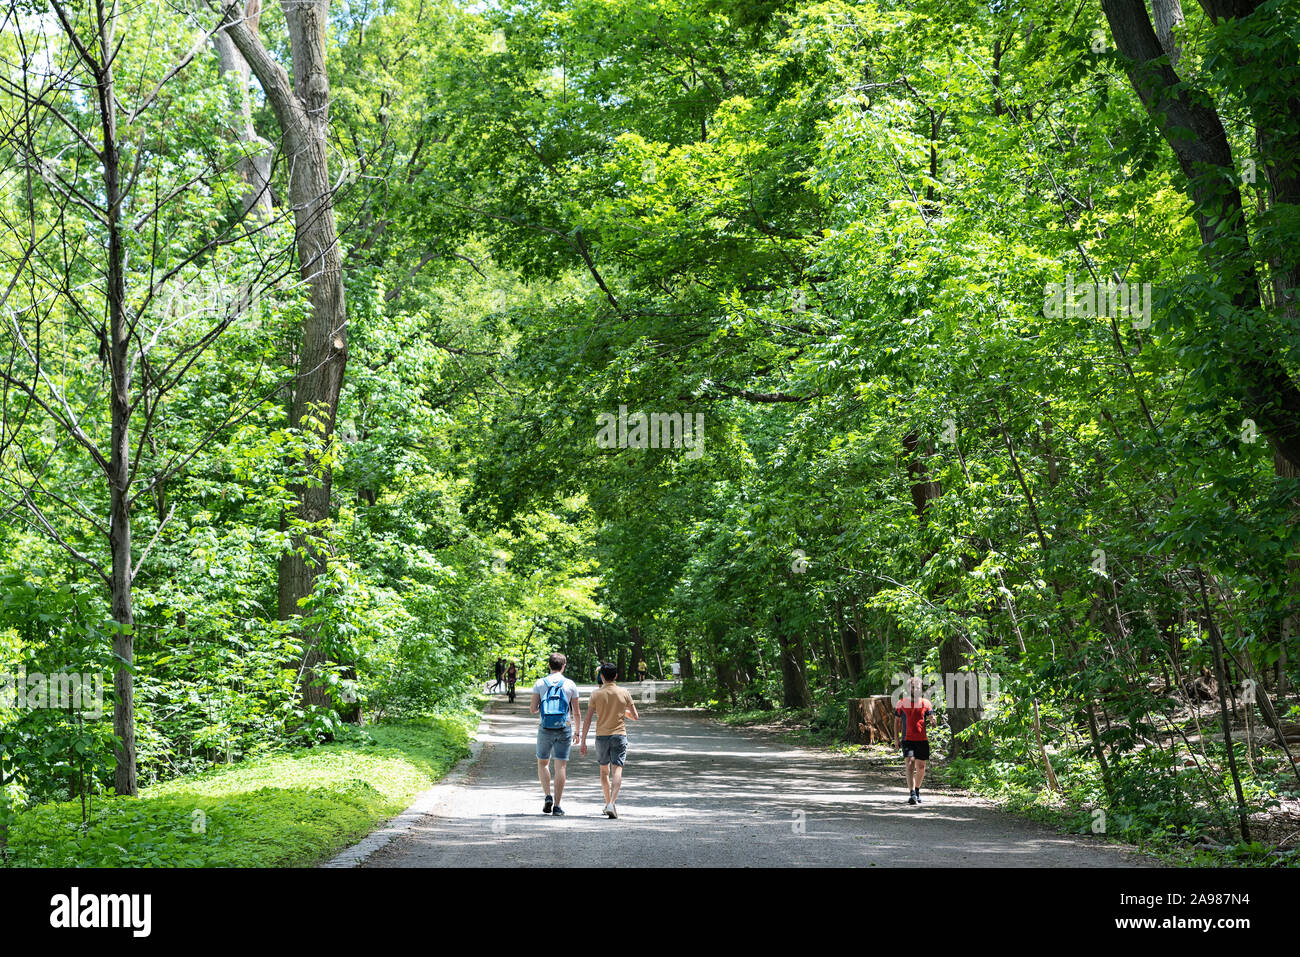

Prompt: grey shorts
[
  {"left": 596, "top": 734, "right": 628, "bottom": 767},
  {"left": 537, "top": 726, "right": 572, "bottom": 761}
]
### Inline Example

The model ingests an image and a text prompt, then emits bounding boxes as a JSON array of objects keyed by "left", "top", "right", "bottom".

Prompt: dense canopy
[{"left": 1, "top": 0, "right": 1299, "bottom": 864}]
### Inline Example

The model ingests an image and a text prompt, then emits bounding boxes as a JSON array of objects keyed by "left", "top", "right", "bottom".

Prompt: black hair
[{"left": 599, "top": 662, "right": 619, "bottom": 682}]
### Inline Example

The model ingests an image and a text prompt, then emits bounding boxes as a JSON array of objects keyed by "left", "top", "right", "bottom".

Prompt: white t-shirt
[{"left": 532, "top": 673, "right": 578, "bottom": 726}]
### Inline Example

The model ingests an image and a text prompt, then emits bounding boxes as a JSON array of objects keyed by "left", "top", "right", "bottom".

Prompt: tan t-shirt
[{"left": 588, "top": 683, "right": 634, "bottom": 736}]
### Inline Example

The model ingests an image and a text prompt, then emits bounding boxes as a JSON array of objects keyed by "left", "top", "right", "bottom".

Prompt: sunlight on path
[{"left": 362, "top": 683, "right": 1150, "bottom": 868}]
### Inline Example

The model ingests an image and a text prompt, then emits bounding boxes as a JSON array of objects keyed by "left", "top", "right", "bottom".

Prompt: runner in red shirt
[{"left": 895, "top": 676, "right": 935, "bottom": 805}]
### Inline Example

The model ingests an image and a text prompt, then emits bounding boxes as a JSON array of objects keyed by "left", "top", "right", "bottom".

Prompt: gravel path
[{"left": 361, "top": 682, "right": 1152, "bottom": 868}]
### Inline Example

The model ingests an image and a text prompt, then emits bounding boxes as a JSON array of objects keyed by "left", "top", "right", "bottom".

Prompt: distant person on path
[
  {"left": 894, "top": 676, "right": 935, "bottom": 805},
  {"left": 580, "top": 662, "right": 639, "bottom": 819},
  {"left": 531, "top": 653, "right": 581, "bottom": 817},
  {"left": 637, "top": 659, "right": 647, "bottom": 682},
  {"left": 506, "top": 661, "right": 517, "bottom": 703},
  {"left": 595, "top": 663, "right": 605, "bottom": 687},
  {"left": 494, "top": 657, "right": 505, "bottom": 692}
]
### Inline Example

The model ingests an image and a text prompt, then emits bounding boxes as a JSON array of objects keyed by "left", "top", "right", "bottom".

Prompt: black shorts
[{"left": 901, "top": 740, "right": 930, "bottom": 761}]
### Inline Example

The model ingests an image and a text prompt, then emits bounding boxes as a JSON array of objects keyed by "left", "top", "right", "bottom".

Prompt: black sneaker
[
  {"left": 907, "top": 791, "right": 917, "bottom": 805},
  {"left": 543, "top": 795, "right": 553, "bottom": 814},
  {"left": 914, "top": 790, "right": 923, "bottom": 804},
  {"left": 552, "top": 805, "right": 565, "bottom": 817}
]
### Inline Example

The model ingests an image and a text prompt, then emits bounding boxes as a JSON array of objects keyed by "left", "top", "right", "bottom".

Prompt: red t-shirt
[{"left": 895, "top": 697, "right": 932, "bottom": 741}]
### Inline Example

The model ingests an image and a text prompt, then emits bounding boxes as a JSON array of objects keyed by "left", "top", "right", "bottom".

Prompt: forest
[{"left": 1, "top": 0, "right": 1299, "bottom": 868}]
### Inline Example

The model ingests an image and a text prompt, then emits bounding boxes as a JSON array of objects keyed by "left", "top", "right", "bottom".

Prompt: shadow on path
[{"left": 363, "top": 682, "right": 1150, "bottom": 868}]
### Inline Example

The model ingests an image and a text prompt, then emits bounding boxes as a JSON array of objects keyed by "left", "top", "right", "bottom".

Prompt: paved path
[{"left": 363, "top": 682, "right": 1151, "bottom": 867}]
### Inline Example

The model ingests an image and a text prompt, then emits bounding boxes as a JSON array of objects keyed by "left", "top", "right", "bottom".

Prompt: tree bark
[
  {"left": 1150, "top": 0, "right": 1185, "bottom": 71},
  {"left": 628, "top": 625, "right": 644, "bottom": 681},
  {"left": 223, "top": 1, "right": 349, "bottom": 709},
  {"left": 773, "top": 613, "right": 813, "bottom": 709},
  {"left": 901, "top": 431, "right": 942, "bottom": 522},
  {"left": 1101, "top": 0, "right": 1300, "bottom": 471},
  {"left": 848, "top": 696, "right": 894, "bottom": 744},
  {"left": 210, "top": 0, "right": 272, "bottom": 218},
  {"left": 97, "top": 3, "right": 138, "bottom": 797},
  {"left": 834, "top": 599, "right": 863, "bottom": 685}
]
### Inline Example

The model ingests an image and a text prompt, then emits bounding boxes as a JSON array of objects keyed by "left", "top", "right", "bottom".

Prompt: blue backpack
[{"left": 540, "top": 676, "right": 570, "bottom": 729}]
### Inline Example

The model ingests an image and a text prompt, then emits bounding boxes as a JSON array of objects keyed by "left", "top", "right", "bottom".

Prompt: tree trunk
[
  {"left": 901, "top": 431, "right": 943, "bottom": 522},
  {"left": 224, "top": 1, "right": 349, "bottom": 710},
  {"left": 1100, "top": 0, "right": 1300, "bottom": 470},
  {"left": 94, "top": 4, "right": 137, "bottom": 798},
  {"left": 834, "top": 599, "right": 862, "bottom": 685},
  {"left": 1195, "top": 569, "right": 1252, "bottom": 839},
  {"left": 773, "top": 613, "right": 812, "bottom": 709},
  {"left": 210, "top": 1, "right": 272, "bottom": 218},
  {"left": 629, "top": 625, "right": 644, "bottom": 681},
  {"left": 939, "top": 632, "right": 980, "bottom": 752},
  {"left": 1150, "top": 0, "right": 1184, "bottom": 71}
]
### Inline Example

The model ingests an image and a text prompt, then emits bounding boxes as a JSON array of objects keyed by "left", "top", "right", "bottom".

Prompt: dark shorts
[
  {"left": 596, "top": 734, "right": 628, "bottom": 767},
  {"left": 902, "top": 739, "right": 930, "bottom": 761}
]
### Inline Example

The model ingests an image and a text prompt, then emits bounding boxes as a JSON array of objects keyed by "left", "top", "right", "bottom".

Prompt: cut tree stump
[{"left": 848, "top": 696, "right": 895, "bottom": 745}]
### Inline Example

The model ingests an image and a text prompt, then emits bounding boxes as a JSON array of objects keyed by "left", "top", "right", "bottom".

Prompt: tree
[
  {"left": 218, "top": 0, "right": 349, "bottom": 708},
  {"left": 0, "top": 0, "right": 294, "bottom": 793},
  {"left": 1100, "top": 0, "right": 1300, "bottom": 469}
]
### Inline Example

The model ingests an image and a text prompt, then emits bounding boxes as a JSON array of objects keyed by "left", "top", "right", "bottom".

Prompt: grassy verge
[{"left": 2, "top": 711, "right": 476, "bottom": 868}]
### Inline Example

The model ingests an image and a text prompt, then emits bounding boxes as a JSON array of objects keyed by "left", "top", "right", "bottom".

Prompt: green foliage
[
  {"left": 3, "top": 0, "right": 1300, "bottom": 866},
  {"left": 3, "top": 717, "right": 471, "bottom": 867}
]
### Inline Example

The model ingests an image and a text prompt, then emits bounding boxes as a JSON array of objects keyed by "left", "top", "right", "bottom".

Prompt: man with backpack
[{"left": 530, "top": 653, "right": 581, "bottom": 816}]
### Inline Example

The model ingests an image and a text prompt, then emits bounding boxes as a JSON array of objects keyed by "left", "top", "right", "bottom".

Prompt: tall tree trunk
[
  {"left": 1100, "top": 0, "right": 1300, "bottom": 470},
  {"left": 901, "top": 431, "right": 942, "bottom": 521},
  {"left": 223, "top": 1, "right": 349, "bottom": 710},
  {"left": 210, "top": 0, "right": 272, "bottom": 218},
  {"left": 939, "top": 631, "right": 980, "bottom": 749},
  {"left": 834, "top": 598, "right": 862, "bottom": 685},
  {"left": 773, "top": 613, "right": 813, "bottom": 709},
  {"left": 628, "top": 625, "right": 644, "bottom": 681},
  {"left": 1150, "top": 0, "right": 1185, "bottom": 71},
  {"left": 98, "top": 2, "right": 137, "bottom": 797}
]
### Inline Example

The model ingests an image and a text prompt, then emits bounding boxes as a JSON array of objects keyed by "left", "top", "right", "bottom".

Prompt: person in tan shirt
[{"left": 580, "top": 662, "right": 639, "bottom": 818}]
